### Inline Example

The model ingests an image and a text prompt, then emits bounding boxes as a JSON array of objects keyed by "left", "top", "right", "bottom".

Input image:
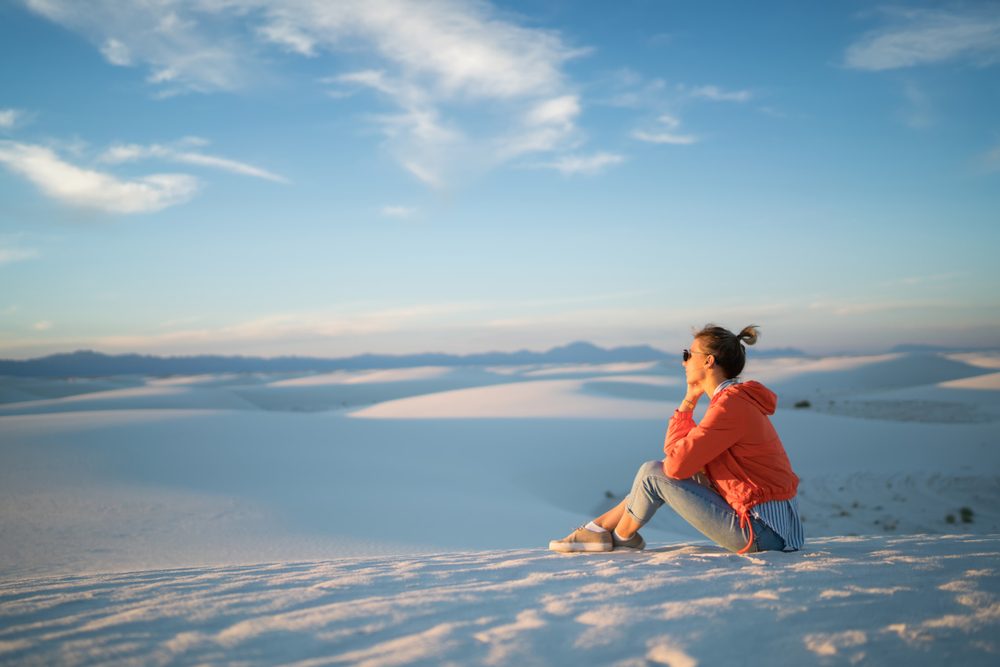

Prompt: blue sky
[{"left": 1, "top": 0, "right": 998, "bottom": 359}]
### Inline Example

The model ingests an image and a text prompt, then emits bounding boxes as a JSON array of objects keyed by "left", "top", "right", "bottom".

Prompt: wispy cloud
[
  {"left": 631, "top": 114, "right": 699, "bottom": 145},
  {"left": 498, "top": 94, "right": 582, "bottom": 161},
  {"left": 320, "top": 2, "right": 587, "bottom": 185},
  {"left": 687, "top": 85, "right": 752, "bottom": 103},
  {"left": 98, "top": 140, "right": 288, "bottom": 183},
  {"left": 87, "top": 303, "right": 488, "bottom": 350},
  {"left": 0, "top": 244, "right": 39, "bottom": 265},
  {"left": 543, "top": 152, "right": 624, "bottom": 175},
  {"left": 22, "top": 0, "right": 593, "bottom": 187},
  {"left": 807, "top": 298, "right": 954, "bottom": 317},
  {"left": 0, "top": 108, "right": 21, "bottom": 129},
  {"left": 381, "top": 205, "right": 415, "bottom": 218},
  {"left": 598, "top": 69, "right": 667, "bottom": 109},
  {"left": 0, "top": 294, "right": 678, "bottom": 357},
  {"left": 33, "top": 321, "right": 53, "bottom": 331},
  {"left": 884, "top": 272, "right": 962, "bottom": 287},
  {"left": 99, "top": 37, "right": 132, "bottom": 66},
  {"left": 21, "top": 0, "right": 256, "bottom": 93},
  {"left": 0, "top": 140, "right": 198, "bottom": 214},
  {"left": 845, "top": 7, "right": 1000, "bottom": 71},
  {"left": 270, "top": 2, "right": 577, "bottom": 99}
]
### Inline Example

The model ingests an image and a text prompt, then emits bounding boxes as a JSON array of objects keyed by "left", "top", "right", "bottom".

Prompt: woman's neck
[{"left": 702, "top": 372, "right": 728, "bottom": 397}]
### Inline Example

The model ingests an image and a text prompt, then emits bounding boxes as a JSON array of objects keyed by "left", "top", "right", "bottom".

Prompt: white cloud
[
  {"left": 22, "top": 0, "right": 591, "bottom": 186},
  {"left": 172, "top": 151, "right": 287, "bottom": 182},
  {"left": 657, "top": 114, "right": 681, "bottom": 129},
  {"left": 688, "top": 85, "right": 751, "bottom": 103},
  {"left": 256, "top": 21, "right": 317, "bottom": 57},
  {"left": 88, "top": 303, "right": 487, "bottom": 351},
  {"left": 889, "top": 272, "right": 961, "bottom": 287},
  {"left": 33, "top": 321, "right": 53, "bottom": 331},
  {"left": 0, "top": 245, "right": 39, "bottom": 265},
  {"left": 806, "top": 298, "right": 954, "bottom": 317},
  {"left": 22, "top": 0, "right": 254, "bottom": 93},
  {"left": 333, "top": 69, "right": 469, "bottom": 187},
  {"left": 381, "top": 205, "right": 415, "bottom": 218},
  {"left": 0, "top": 108, "right": 33, "bottom": 131},
  {"left": 632, "top": 131, "right": 698, "bottom": 145},
  {"left": 401, "top": 160, "right": 447, "bottom": 189},
  {"left": 632, "top": 114, "right": 699, "bottom": 145},
  {"left": 0, "top": 109, "right": 20, "bottom": 129},
  {"left": 99, "top": 141, "right": 288, "bottom": 183},
  {"left": 100, "top": 38, "right": 131, "bottom": 66},
  {"left": 0, "top": 140, "right": 198, "bottom": 214},
  {"left": 845, "top": 7, "right": 1000, "bottom": 71},
  {"left": 496, "top": 95, "right": 582, "bottom": 162},
  {"left": 526, "top": 95, "right": 580, "bottom": 127},
  {"left": 544, "top": 152, "right": 624, "bottom": 176}
]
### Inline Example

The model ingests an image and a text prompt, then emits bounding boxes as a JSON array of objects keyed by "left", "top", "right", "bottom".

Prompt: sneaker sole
[{"left": 548, "top": 540, "right": 613, "bottom": 553}]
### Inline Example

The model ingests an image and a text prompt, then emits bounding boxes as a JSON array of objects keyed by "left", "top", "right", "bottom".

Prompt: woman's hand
[
  {"left": 678, "top": 383, "right": 704, "bottom": 412},
  {"left": 684, "top": 382, "right": 705, "bottom": 404}
]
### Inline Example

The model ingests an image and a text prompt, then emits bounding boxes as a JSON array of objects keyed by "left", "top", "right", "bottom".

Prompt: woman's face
[{"left": 684, "top": 337, "right": 712, "bottom": 385}]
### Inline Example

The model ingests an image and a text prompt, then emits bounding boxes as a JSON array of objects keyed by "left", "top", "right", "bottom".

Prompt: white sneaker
[{"left": 549, "top": 526, "right": 613, "bottom": 552}]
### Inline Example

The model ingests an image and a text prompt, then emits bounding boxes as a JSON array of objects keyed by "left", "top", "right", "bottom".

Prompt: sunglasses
[{"left": 682, "top": 349, "right": 710, "bottom": 362}]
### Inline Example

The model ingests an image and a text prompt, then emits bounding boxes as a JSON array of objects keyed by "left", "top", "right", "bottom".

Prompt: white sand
[
  {"left": 270, "top": 367, "right": 454, "bottom": 386},
  {"left": 1, "top": 351, "right": 998, "bottom": 664},
  {"left": 942, "top": 371, "right": 1000, "bottom": 390},
  {"left": 1, "top": 536, "right": 997, "bottom": 665},
  {"left": 349, "top": 377, "right": 675, "bottom": 418}
]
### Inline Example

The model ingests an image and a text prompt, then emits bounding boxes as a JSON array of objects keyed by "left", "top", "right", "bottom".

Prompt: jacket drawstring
[{"left": 737, "top": 509, "right": 755, "bottom": 555}]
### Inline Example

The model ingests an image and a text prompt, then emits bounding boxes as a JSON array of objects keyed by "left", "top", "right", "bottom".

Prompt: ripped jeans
[{"left": 625, "top": 460, "right": 786, "bottom": 553}]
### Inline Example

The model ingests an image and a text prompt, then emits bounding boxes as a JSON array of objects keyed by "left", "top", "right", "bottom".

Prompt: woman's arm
[{"left": 663, "top": 396, "right": 744, "bottom": 479}]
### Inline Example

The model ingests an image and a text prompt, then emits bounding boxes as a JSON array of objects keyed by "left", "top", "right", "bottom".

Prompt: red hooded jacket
[{"left": 663, "top": 381, "right": 798, "bottom": 553}]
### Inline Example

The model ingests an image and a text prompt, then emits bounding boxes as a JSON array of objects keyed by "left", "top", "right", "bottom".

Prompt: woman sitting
[{"left": 549, "top": 324, "right": 803, "bottom": 554}]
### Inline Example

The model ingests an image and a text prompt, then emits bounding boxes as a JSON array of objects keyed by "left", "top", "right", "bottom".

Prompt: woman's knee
[
  {"left": 631, "top": 460, "right": 670, "bottom": 494},
  {"left": 636, "top": 460, "right": 662, "bottom": 479}
]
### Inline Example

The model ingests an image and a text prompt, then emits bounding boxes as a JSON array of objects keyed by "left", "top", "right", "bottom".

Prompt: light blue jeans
[{"left": 625, "top": 460, "right": 786, "bottom": 553}]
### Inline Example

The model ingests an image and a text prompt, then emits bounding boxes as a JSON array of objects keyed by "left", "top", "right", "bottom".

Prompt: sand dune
[
  {"left": 1, "top": 535, "right": 997, "bottom": 666},
  {"left": 269, "top": 366, "right": 455, "bottom": 386},
  {"left": 942, "top": 371, "right": 1000, "bottom": 390},
  {"left": 0, "top": 376, "right": 144, "bottom": 404},
  {"left": 0, "top": 384, "right": 260, "bottom": 415},
  {"left": 750, "top": 352, "right": 995, "bottom": 399},
  {"left": 520, "top": 361, "right": 663, "bottom": 377},
  {"left": 944, "top": 352, "right": 1000, "bottom": 369},
  {"left": 349, "top": 378, "right": 672, "bottom": 419},
  {"left": 1, "top": 350, "right": 998, "bottom": 664}
]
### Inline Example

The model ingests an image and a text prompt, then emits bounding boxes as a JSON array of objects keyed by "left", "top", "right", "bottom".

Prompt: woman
[{"left": 549, "top": 324, "right": 803, "bottom": 554}]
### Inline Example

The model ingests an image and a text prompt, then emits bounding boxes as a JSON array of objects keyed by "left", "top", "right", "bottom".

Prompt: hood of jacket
[{"left": 713, "top": 380, "right": 777, "bottom": 415}]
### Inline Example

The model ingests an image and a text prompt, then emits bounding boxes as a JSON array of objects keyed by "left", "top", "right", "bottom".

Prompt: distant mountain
[
  {"left": 0, "top": 341, "right": 806, "bottom": 378},
  {"left": 749, "top": 347, "right": 808, "bottom": 358},
  {"left": 889, "top": 344, "right": 995, "bottom": 354}
]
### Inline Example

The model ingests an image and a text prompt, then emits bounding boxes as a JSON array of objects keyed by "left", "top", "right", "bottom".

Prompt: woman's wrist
[{"left": 679, "top": 397, "right": 697, "bottom": 411}]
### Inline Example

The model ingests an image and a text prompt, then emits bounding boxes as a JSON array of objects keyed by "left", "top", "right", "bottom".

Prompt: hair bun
[{"left": 738, "top": 325, "right": 760, "bottom": 346}]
